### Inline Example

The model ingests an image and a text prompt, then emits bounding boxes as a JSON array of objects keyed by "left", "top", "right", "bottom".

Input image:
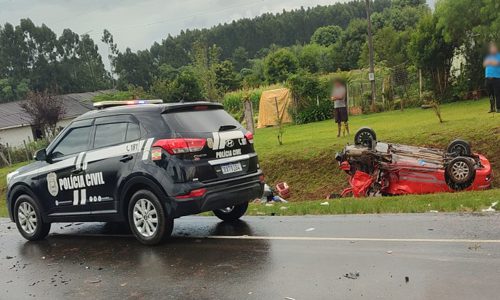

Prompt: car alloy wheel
[
  {"left": 451, "top": 161, "right": 470, "bottom": 181},
  {"left": 18, "top": 202, "right": 37, "bottom": 234},
  {"left": 133, "top": 198, "right": 159, "bottom": 238}
]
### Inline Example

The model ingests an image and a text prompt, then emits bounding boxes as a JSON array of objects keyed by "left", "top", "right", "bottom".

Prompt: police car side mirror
[{"left": 34, "top": 148, "right": 47, "bottom": 161}]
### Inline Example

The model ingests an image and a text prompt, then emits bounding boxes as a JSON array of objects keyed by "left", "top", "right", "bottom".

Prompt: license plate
[{"left": 221, "top": 162, "right": 243, "bottom": 174}]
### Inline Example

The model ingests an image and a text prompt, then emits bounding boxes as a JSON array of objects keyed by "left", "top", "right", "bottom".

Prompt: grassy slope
[
  {"left": 0, "top": 162, "right": 28, "bottom": 217},
  {"left": 244, "top": 189, "right": 499, "bottom": 216},
  {"left": 254, "top": 99, "right": 500, "bottom": 201}
]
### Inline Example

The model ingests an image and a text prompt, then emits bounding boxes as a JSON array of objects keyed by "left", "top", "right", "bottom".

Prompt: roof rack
[{"left": 93, "top": 99, "right": 163, "bottom": 109}]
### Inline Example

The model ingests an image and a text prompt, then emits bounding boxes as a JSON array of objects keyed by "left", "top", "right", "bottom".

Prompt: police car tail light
[
  {"left": 245, "top": 132, "right": 254, "bottom": 144},
  {"left": 175, "top": 188, "right": 207, "bottom": 199},
  {"left": 153, "top": 138, "right": 206, "bottom": 155}
]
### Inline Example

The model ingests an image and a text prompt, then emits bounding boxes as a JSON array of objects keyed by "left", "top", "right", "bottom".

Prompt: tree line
[{"left": 1, "top": 0, "right": 499, "bottom": 104}]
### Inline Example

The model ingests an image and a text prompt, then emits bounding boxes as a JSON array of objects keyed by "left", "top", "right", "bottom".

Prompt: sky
[{"left": 0, "top": 0, "right": 435, "bottom": 58}]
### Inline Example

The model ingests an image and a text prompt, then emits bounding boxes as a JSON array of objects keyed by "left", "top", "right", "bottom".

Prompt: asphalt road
[{"left": 1, "top": 213, "right": 500, "bottom": 300}]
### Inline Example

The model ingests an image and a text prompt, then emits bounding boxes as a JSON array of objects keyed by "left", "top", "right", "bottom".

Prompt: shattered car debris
[{"left": 335, "top": 127, "right": 493, "bottom": 197}]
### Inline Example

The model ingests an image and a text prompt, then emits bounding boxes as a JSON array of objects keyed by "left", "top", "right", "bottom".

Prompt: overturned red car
[{"left": 335, "top": 128, "right": 493, "bottom": 197}]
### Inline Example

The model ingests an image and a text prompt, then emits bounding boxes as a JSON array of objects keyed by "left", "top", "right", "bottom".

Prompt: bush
[
  {"left": 290, "top": 100, "right": 333, "bottom": 124},
  {"left": 0, "top": 139, "right": 49, "bottom": 167}
]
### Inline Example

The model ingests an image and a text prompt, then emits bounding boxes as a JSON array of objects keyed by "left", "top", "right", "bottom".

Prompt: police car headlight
[{"left": 6, "top": 171, "right": 18, "bottom": 185}]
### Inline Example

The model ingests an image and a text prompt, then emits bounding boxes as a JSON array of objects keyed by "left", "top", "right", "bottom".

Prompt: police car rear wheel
[
  {"left": 213, "top": 201, "right": 248, "bottom": 222},
  {"left": 128, "top": 190, "right": 172, "bottom": 245},
  {"left": 14, "top": 195, "right": 51, "bottom": 241}
]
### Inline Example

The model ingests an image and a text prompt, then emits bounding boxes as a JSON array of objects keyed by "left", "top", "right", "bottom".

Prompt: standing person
[
  {"left": 484, "top": 42, "right": 500, "bottom": 112},
  {"left": 331, "top": 78, "right": 349, "bottom": 137}
]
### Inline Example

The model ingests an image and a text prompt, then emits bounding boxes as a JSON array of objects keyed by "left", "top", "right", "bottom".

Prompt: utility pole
[{"left": 365, "top": 0, "right": 376, "bottom": 111}]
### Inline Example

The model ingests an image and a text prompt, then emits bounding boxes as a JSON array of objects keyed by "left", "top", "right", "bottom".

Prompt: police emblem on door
[{"left": 47, "top": 172, "right": 59, "bottom": 197}]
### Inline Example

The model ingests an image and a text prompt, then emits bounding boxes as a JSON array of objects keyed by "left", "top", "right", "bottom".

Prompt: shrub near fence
[
  {"left": 0, "top": 139, "right": 49, "bottom": 167},
  {"left": 223, "top": 84, "right": 283, "bottom": 121}
]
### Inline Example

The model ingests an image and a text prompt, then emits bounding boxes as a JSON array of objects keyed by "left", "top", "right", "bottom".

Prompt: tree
[
  {"left": 214, "top": 60, "right": 238, "bottom": 93},
  {"left": 359, "top": 26, "right": 409, "bottom": 67},
  {"left": 341, "top": 18, "right": 368, "bottom": 70},
  {"left": 232, "top": 47, "right": 249, "bottom": 71},
  {"left": 20, "top": 91, "right": 65, "bottom": 140},
  {"left": 408, "top": 14, "right": 454, "bottom": 99},
  {"left": 311, "top": 25, "right": 343, "bottom": 46},
  {"left": 264, "top": 48, "right": 298, "bottom": 83},
  {"left": 114, "top": 48, "right": 155, "bottom": 90},
  {"left": 435, "top": 0, "right": 500, "bottom": 93},
  {"left": 192, "top": 41, "right": 221, "bottom": 101}
]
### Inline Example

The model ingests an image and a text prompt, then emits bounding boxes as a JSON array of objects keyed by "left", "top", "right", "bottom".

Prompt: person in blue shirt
[{"left": 484, "top": 42, "right": 500, "bottom": 112}]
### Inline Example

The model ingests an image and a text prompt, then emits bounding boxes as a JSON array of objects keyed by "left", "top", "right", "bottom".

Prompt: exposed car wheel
[
  {"left": 354, "top": 127, "right": 377, "bottom": 147},
  {"left": 14, "top": 195, "right": 51, "bottom": 241},
  {"left": 445, "top": 157, "right": 476, "bottom": 190},
  {"left": 128, "top": 189, "right": 173, "bottom": 245},
  {"left": 213, "top": 201, "right": 249, "bottom": 222},
  {"left": 447, "top": 139, "right": 471, "bottom": 157}
]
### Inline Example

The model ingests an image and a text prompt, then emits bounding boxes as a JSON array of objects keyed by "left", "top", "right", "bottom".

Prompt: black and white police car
[{"left": 6, "top": 100, "right": 264, "bottom": 245}]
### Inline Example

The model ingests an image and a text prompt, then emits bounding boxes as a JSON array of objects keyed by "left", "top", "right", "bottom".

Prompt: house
[{"left": 0, "top": 91, "right": 110, "bottom": 148}]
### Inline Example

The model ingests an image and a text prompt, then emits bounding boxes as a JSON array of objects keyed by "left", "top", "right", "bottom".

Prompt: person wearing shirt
[
  {"left": 484, "top": 42, "right": 500, "bottom": 113},
  {"left": 331, "top": 78, "right": 349, "bottom": 137}
]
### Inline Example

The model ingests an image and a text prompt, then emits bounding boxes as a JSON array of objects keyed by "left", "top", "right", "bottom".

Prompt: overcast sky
[{"left": 0, "top": 0, "right": 434, "bottom": 55}]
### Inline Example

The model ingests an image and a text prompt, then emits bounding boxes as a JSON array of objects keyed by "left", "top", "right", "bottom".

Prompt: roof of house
[{"left": 0, "top": 90, "right": 112, "bottom": 130}]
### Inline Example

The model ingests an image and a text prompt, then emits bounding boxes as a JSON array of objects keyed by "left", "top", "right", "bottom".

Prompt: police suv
[{"left": 6, "top": 101, "right": 264, "bottom": 245}]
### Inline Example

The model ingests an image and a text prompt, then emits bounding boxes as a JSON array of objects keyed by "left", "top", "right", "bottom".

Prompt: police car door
[
  {"left": 44, "top": 119, "right": 94, "bottom": 217},
  {"left": 84, "top": 115, "right": 142, "bottom": 215}
]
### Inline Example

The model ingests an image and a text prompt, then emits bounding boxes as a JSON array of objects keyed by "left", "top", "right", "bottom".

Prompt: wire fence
[{"left": 347, "top": 63, "right": 422, "bottom": 113}]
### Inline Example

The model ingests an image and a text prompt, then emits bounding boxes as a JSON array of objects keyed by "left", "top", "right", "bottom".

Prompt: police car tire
[
  {"left": 128, "top": 189, "right": 173, "bottom": 245},
  {"left": 14, "top": 195, "right": 51, "bottom": 241},
  {"left": 213, "top": 201, "right": 248, "bottom": 222}
]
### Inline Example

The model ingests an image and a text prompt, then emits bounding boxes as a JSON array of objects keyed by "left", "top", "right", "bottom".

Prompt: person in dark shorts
[
  {"left": 331, "top": 78, "right": 349, "bottom": 137},
  {"left": 484, "top": 42, "right": 500, "bottom": 112}
]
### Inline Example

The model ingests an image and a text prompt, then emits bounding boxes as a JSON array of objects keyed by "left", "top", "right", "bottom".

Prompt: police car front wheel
[
  {"left": 14, "top": 195, "right": 51, "bottom": 241},
  {"left": 128, "top": 189, "right": 173, "bottom": 245}
]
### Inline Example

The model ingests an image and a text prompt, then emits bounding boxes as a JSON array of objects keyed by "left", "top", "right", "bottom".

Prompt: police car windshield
[{"left": 163, "top": 109, "right": 241, "bottom": 133}]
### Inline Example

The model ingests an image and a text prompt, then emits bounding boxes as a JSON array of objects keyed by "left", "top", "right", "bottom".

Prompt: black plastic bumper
[{"left": 172, "top": 171, "right": 264, "bottom": 218}]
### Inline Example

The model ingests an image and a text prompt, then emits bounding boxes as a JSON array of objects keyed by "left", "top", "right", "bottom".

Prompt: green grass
[
  {"left": 255, "top": 99, "right": 500, "bottom": 200},
  {"left": 241, "top": 190, "right": 499, "bottom": 216},
  {"left": 0, "top": 162, "right": 28, "bottom": 217}
]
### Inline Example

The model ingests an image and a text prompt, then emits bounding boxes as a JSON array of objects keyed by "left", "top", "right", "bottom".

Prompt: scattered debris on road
[
  {"left": 284, "top": 297, "right": 296, "bottom": 300},
  {"left": 305, "top": 227, "right": 315, "bottom": 232},
  {"left": 482, "top": 201, "right": 498, "bottom": 212},
  {"left": 468, "top": 243, "right": 481, "bottom": 251},
  {"left": 344, "top": 272, "right": 360, "bottom": 280},
  {"left": 405, "top": 276, "right": 409, "bottom": 283},
  {"left": 386, "top": 250, "right": 393, "bottom": 254}
]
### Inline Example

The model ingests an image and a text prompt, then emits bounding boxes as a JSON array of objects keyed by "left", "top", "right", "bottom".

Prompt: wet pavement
[{"left": 1, "top": 213, "right": 500, "bottom": 299}]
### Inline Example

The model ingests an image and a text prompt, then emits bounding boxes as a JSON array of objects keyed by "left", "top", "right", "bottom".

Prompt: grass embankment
[
  {"left": 255, "top": 99, "right": 500, "bottom": 201},
  {"left": 0, "top": 162, "right": 28, "bottom": 217},
  {"left": 243, "top": 189, "right": 499, "bottom": 216}
]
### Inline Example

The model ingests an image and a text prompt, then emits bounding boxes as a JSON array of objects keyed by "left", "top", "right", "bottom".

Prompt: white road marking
[
  {"left": 42, "top": 232, "right": 500, "bottom": 244},
  {"left": 202, "top": 235, "right": 500, "bottom": 244}
]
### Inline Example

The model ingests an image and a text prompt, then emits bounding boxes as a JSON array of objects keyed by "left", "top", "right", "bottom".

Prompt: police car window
[
  {"left": 51, "top": 126, "right": 91, "bottom": 158},
  {"left": 93, "top": 123, "right": 128, "bottom": 148},
  {"left": 125, "top": 123, "right": 140, "bottom": 141},
  {"left": 162, "top": 109, "right": 240, "bottom": 133}
]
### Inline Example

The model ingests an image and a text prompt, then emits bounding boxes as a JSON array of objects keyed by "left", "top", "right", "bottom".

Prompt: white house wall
[
  {"left": 0, "top": 118, "right": 75, "bottom": 148},
  {"left": 0, "top": 126, "right": 34, "bottom": 148}
]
